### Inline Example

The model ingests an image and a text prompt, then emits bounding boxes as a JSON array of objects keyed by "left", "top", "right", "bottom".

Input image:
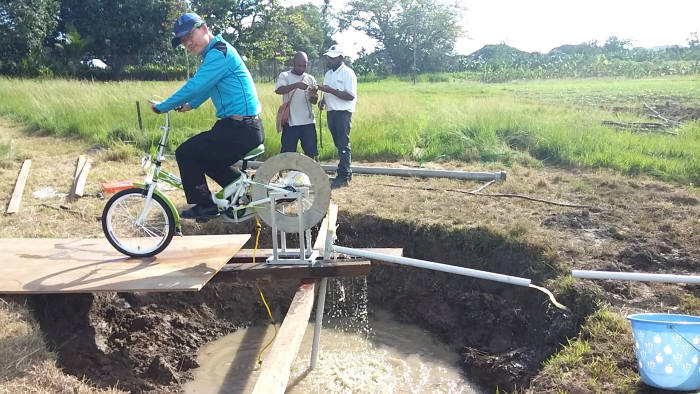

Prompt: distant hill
[
  {"left": 465, "top": 42, "right": 689, "bottom": 58},
  {"left": 467, "top": 44, "right": 531, "bottom": 59}
]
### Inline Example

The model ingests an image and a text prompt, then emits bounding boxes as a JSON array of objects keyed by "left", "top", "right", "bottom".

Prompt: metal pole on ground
[{"left": 236, "top": 161, "right": 507, "bottom": 182}]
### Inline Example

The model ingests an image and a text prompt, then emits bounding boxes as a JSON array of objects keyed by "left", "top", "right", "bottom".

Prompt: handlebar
[{"left": 148, "top": 99, "right": 183, "bottom": 113}]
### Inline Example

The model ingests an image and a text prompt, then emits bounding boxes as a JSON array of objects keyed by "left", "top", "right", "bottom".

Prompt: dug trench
[{"left": 29, "top": 214, "right": 595, "bottom": 393}]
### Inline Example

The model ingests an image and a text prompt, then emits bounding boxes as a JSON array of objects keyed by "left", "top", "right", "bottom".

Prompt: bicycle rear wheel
[
  {"left": 251, "top": 152, "right": 331, "bottom": 233},
  {"left": 102, "top": 187, "right": 175, "bottom": 257}
]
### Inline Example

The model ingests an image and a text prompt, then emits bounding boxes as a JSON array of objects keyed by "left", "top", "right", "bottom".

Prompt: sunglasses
[{"left": 181, "top": 22, "right": 204, "bottom": 46}]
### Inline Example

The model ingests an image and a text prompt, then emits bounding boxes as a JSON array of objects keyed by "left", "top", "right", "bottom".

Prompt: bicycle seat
[
  {"left": 241, "top": 144, "right": 265, "bottom": 171},
  {"left": 243, "top": 144, "right": 265, "bottom": 161}
]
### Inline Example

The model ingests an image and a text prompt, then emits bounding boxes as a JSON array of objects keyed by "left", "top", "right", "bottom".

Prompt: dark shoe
[
  {"left": 180, "top": 203, "right": 219, "bottom": 220},
  {"left": 330, "top": 177, "right": 349, "bottom": 189}
]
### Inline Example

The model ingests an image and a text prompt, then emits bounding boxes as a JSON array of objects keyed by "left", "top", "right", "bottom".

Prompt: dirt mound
[{"left": 30, "top": 281, "right": 299, "bottom": 393}]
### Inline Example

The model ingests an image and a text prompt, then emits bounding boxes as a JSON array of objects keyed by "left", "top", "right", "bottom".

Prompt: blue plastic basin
[{"left": 627, "top": 313, "right": 700, "bottom": 391}]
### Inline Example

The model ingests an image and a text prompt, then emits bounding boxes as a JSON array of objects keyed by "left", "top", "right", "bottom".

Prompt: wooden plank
[
  {"left": 228, "top": 247, "right": 402, "bottom": 263},
  {"left": 212, "top": 259, "right": 372, "bottom": 282},
  {"left": 6, "top": 159, "right": 31, "bottom": 214},
  {"left": 0, "top": 234, "right": 249, "bottom": 294},
  {"left": 71, "top": 157, "right": 91, "bottom": 199},
  {"left": 252, "top": 279, "right": 316, "bottom": 394},
  {"left": 312, "top": 203, "right": 338, "bottom": 254}
]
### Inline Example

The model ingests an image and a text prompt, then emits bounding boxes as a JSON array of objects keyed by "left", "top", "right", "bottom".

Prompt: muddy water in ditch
[{"left": 182, "top": 309, "right": 481, "bottom": 393}]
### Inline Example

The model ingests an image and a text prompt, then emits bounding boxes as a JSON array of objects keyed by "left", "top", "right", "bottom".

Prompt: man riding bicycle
[{"left": 151, "top": 12, "right": 263, "bottom": 220}]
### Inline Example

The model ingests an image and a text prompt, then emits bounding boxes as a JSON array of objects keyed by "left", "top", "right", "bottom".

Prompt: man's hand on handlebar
[
  {"left": 149, "top": 99, "right": 192, "bottom": 114},
  {"left": 176, "top": 103, "right": 192, "bottom": 112}
]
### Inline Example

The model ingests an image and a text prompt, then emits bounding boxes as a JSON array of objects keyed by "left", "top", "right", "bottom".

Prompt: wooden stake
[
  {"left": 136, "top": 101, "right": 143, "bottom": 131},
  {"left": 73, "top": 155, "right": 87, "bottom": 180},
  {"left": 313, "top": 203, "right": 338, "bottom": 255},
  {"left": 70, "top": 156, "right": 91, "bottom": 200},
  {"left": 6, "top": 159, "right": 31, "bottom": 214}
]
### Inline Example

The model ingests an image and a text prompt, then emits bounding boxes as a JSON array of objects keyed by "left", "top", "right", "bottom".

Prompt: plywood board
[{"left": 0, "top": 234, "right": 249, "bottom": 294}]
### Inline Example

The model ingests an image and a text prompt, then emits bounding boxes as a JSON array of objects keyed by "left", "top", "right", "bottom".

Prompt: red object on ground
[{"left": 101, "top": 180, "right": 136, "bottom": 194}]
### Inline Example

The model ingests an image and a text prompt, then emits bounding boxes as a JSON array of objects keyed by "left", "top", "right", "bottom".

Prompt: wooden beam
[
  {"left": 212, "top": 258, "right": 372, "bottom": 282},
  {"left": 6, "top": 159, "right": 31, "bottom": 214},
  {"left": 228, "top": 247, "right": 401, "bottom": 264},
  {"left": 252, "top": 279, "right": 316, "bottom": 394}
]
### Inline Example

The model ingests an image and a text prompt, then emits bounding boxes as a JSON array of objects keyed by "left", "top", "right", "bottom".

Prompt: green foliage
[
  {"left": 0, "top": 141, "right": 14, "bottom": 169},
  {"left": 341, "top": 0, "right": 463, "bottom": 74},
  {"left": 56, "top": 0, "right": 179, "bottom": 76},
  {"left": 0, "top": 0, "right": 59, "bottom": 75},
  {"left": 122, "top": 64, "right": 188, "bottom": 80},
  {"left": 0, "top": 77, "right": 697, "bottom": 185},
  {"left": 449, "top": 40, "right": 700, "bottom": 82}
]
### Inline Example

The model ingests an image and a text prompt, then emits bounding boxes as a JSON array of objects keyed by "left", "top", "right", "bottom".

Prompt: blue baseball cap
[{"left": 171, "top": 12, "right": 205, "bottom": 48}]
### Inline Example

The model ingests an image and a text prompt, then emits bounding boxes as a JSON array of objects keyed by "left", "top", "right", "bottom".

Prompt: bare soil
[{"left": 1, "top": 119, "right": 698, "bottom": 393}]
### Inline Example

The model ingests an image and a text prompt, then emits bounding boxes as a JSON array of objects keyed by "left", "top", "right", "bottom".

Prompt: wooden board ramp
[
  {"left": 0, "top": 234, "right": 249, "bottom": 294},
  {"left": 252, "top": 279, "right": 316, "bottom": 394}
]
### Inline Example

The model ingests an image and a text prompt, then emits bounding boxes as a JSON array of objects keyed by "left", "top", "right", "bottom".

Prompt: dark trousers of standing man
[
  {"left": 176, "top": 117, "right": 264, "bottom": 205},
  {"left": 281, "top": 123, "right": 318, "bottom": 158},
  {"left": 327, "top": 110, "right": 352, "bottom": 181}
]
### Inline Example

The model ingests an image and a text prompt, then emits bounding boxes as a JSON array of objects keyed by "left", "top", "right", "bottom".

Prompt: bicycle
[{"left": 101, "top": 103, "right": 331, "bottom": 257}]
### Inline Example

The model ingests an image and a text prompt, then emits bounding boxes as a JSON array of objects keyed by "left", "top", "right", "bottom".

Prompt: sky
[{"left": 290, "top": 0, "right": 700, "bottom": 59}]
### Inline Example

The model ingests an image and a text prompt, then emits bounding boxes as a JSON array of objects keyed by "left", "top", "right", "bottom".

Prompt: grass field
[{"left": 0, "top": 76, "right": 697, "bottom": 184}]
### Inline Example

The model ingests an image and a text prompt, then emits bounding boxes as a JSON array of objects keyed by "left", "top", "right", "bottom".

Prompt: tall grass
[{"left": 0, "top": 76, "right": 697, "bottom": 184}]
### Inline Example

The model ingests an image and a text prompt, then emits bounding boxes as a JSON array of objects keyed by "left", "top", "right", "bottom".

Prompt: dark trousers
[
  {"left": 176, "top": 117, "right": 264, "bottom": 205},
  {"left": 327, "top": 110, "right": 352, "bottom": 180},
  {"left": 281, "top": 123, "right": 318, "bottom": 158}
]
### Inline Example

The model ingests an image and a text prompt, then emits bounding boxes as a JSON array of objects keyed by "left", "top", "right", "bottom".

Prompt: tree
[
  {"left": 57, "top": 0, "right": 182, "bottom": 77},
  {"left": 279, "top": 4, "right": 325, "bottom": 59},
  {"left": 0, "top": 0, "right": 59, "bottom": 74},
  {"left": 189, "top": 0, "right": 258, "bottom": 40},
  {"left": 687, "top": 32, "right": 699, "bottom": 73},
  {"left": 340, "top": 0, "right": 462, "bottom": 74},
  {"left": 602, "top": 36, "right": 632, "bottom": 59}
]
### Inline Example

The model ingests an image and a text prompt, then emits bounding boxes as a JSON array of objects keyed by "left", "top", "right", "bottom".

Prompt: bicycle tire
[
  {"left": 102, "top": 187, "right": 175, "bottom": 257},
  {"left": 251, "top": 152, "right": 331, "bottom": 233}
]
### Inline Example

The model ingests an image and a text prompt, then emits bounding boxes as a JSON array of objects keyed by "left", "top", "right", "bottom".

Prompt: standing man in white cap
[
  {"left": 151, "top": 12, "right": 263, "bottom": 220},
  {"left": 318, "top": 44, "right": 357, "bottom": 189}
]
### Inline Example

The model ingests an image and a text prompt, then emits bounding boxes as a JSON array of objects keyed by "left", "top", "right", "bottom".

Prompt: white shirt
[
  {"left": 322, "top": 63, "right": 357, "bottom": 112},
  {"left": 275, "top": 71, "right": 317, "bottom": 126}
]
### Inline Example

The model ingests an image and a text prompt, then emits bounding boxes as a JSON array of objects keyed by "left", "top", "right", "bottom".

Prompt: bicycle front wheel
[{"left": 102, "top": 188, "right": 175, "bottom": 257}]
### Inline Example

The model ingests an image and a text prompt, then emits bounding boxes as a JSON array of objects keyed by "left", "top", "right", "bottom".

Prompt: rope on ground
[
  {"left": 529, "top": 284, "right": 569, "bottom": 311},
  {"left": 253, "top": 215, "right": 278, "bottom": 368},
  {"left": 378, "top": 182, "right": 595, "bottom": 209}
]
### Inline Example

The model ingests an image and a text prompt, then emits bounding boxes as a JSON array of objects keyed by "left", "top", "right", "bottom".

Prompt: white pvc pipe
[
  {"left": 572, "top": 270, "right": 700, "bottom": 284},
  {"left": 331, "top": 245, "right": 531, "bottom": 287},
  {"left": 310, "top": 277, "right": 328, "bottom": 370}
]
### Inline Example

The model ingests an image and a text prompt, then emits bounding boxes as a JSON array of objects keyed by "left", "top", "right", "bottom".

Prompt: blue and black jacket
[{"left": 155, "top": 35, "right": 261, "bottom": 117}]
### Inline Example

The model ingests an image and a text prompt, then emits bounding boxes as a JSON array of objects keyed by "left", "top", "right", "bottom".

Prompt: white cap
[{"left": 324, "top": 44, "right": 344, "bottom": 58}]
